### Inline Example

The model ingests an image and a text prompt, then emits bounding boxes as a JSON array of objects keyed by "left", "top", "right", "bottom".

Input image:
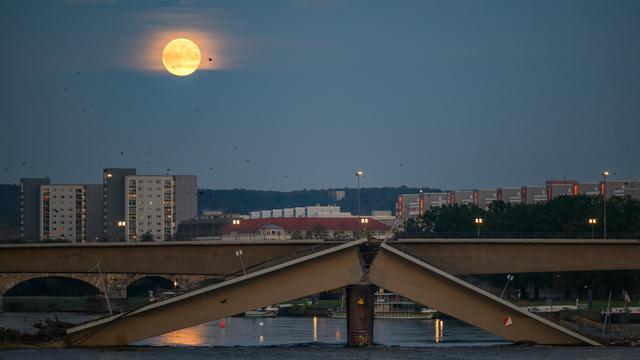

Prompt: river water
[{"left": 0, "top": 313, "right": 637, "bottom": 359}]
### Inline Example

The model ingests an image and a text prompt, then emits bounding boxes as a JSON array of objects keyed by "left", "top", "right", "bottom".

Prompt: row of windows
[
  {"left": 44, "top": 208, "right": 77, "bottom": 212},
  {"left": 129, "top": 180, "right": 171, "bottom": 185}
]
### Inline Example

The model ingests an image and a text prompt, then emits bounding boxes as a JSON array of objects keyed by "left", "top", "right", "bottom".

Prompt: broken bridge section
[
  {"left": 67, "top": 239, "right": 366, "bottom": 347},
  {"left": 367, "top": 242, "right": 600, "bottom": 346}
]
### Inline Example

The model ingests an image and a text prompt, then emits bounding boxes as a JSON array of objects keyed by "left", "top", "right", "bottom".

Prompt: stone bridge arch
[{"left": 0, "top": 273, "right": 103, "bottom": 298}]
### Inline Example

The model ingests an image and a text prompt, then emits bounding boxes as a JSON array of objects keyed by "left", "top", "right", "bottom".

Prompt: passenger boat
[
  {"left": 244, "top": 305, "right": 279, "bottom": 317},
  {"left": 329, "top": 290, "right": 437, "bottom": 319}
]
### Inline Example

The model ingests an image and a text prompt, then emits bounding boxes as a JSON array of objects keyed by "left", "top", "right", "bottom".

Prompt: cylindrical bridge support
[{"left": 346, "top": 282, "right": 375, "bottom": 346}]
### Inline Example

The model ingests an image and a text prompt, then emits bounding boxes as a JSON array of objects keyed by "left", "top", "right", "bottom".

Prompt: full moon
[{"left": 162, "top": 38, "right": 201, "bottom": 76}]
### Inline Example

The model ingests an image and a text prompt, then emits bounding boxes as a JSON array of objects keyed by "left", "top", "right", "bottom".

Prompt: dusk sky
[{"left": 1, "top": 0, "right": 638, "bottom": 191}]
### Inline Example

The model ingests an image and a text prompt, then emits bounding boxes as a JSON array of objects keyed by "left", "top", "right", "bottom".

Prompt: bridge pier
[{"left": 346, "top": 282, "right": 375, "bottom": 346}]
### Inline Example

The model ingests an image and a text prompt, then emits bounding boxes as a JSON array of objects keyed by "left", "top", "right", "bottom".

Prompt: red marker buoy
[{"left": 219, "top": 319, "right": 225, "bottom": 328}]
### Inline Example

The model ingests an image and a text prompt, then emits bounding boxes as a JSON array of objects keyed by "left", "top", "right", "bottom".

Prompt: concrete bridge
[
  {"left": 1, "top": 238, "right": 639, "bottom": 346},
  {"left": 0, "top": 272, "right": 212, "bottom": 312}
]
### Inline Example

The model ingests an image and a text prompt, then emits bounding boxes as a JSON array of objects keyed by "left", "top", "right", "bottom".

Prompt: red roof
[{"left": 223, "top": 217, "right": 390, "bottom": 232}]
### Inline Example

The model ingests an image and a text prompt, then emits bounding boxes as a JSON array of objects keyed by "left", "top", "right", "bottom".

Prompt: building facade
[
  {"left": 85, "top": 184, "right": 104, "bottom": 242},
  {"left": 250, "top": 205, "right": 351, "bottom": 219},
  {"left": 103, "top": 168, "right": 136, "bottom": 242},
  {"left": 39, "top": 184, "right": 86, "bottom": 243},
  {"left": 124, "top": 175, "right": 175, "bottom": 242},
  {"left": 395, "top": 179, "right": 640, "bottom": 224},
  {"left": 174, "top": 175, "right": 198, "bottom": 227},
  {"left": 223, "top": 217, "right": 390, "bottom": 241},
  {"left": 20, "top": 178, "right": 50, "bottom": 242}
]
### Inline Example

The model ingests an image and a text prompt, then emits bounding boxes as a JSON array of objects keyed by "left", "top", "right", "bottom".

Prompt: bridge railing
[{"left": 395, "top": 231, "right": 640, "bottom": 240}]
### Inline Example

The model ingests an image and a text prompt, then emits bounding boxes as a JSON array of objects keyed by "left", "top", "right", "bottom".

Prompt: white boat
[{"left": 245, "top": 305, "right": 279, "bottom": 317}]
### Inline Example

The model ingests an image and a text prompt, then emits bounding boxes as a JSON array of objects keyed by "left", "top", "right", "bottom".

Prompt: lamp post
[
  {"left": 474, "top": 218, "right": 483, "bottom": 240},
  {"left": 588, "top": 218, "right": 597, "bottom": 239},
  {"left": 355, "top": 170, "right": 364, "bottom": 216},
  {"left": 500, "top": 274, "right": 514, "bottom": 299},
  {"left": 117, "top": 220, "right": 126, "bottom": 242},
  {"left": 602, "top": 171, "right": 610, "bottom": 239},
  {"left": 232, "top": 219, "right": 240, "bottom": 241},
  {"left": 235, "top": 249, "right": 246, "bottom": 275},
  {"left": 360, "top": 217, "right": 369, "bottom": 238}
]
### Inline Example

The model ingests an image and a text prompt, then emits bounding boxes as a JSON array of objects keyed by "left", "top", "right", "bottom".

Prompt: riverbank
[{"left": 0, "top": 317, "right": 73, "bottom": 349}]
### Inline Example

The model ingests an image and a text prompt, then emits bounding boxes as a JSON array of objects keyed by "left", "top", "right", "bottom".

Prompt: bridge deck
[
  {"left": 66, "top": 239, "right": 366, "bottom": 346},
  {"left": 0, "top": 240, "right": 330, "bottom": 275},
  {"left": 368, "top": 243, "right": 599, "bottom": 345},
  {"left": 397, "top": 238, "right": 640, "bottom": 274}
]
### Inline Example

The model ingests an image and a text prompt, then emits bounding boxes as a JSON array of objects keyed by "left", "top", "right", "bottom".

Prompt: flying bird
[
  {"left": 120, "top": 151, "right": 125, "bottom": 155},
  {"left": 209, "top": 57, "right": 213, "bottom": 62}
]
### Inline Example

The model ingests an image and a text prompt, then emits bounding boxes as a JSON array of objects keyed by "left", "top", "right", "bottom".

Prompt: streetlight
[
  {"left": 500, "top": 274, "right": 514, "bottom": 299},
  {"left": 474, "top": 218, "right": 483, "bottom": 240},
  {"left": 235, "top": 249, "right": 246, "bottom": 275},
  {"left": 601, "top": 170, "right": 610, "bottom": 239},
  {"left": 588, "top": 218, "right": 597, "bottom": 239},
  {"left": 355, "top": 170, "right": 365, "bottom": 216},
  {"left": 117, "top": 220, "right": 126, "bottom": 242},
  {"left": 232, "top": 219, "right": 240, "bottom": 240},
  {"left": 360, "top": 217, "right": 369, "bottom": 238}
]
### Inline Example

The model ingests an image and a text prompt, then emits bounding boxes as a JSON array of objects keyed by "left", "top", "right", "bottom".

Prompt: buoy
[{"left": 219, "top": 319, "right": 225, "bottom": 328}]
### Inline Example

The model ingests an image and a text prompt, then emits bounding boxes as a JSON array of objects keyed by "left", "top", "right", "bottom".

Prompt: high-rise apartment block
[
  {"left": 19, "top": 168, "right": 196, "bottom": 242},
  {"left": 103, "top": 168, "right": 136, "bottom": 242},
  {"left": 125, "top": 175, "right": 175, "bottom": 242},
  {"left": 40, "top": 185, "right": 87, "bottom": 242}
]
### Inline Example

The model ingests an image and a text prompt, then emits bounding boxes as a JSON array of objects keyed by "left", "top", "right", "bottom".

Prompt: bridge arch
[
  {"left": 126, "top": 275, "right": 174, "bottom": 298},
  {"left": 0, "top": 273, "right": 103, "bottom": 298}
]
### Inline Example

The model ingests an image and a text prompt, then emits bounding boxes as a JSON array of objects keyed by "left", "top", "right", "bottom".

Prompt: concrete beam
[
  {"left": 397, "top": 239, "right": 640, "bottom": 275},
  {"left": 0, "top": 240, "right": 330, "bottom": 275},
  {"left": 367, "top": 243, "right": 599, "bottom": 346},
  {"left": 67, "top": 239, "right": 366, "bottom": 346}
]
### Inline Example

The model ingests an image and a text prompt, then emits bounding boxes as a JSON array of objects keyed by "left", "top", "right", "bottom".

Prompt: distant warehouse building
[
  {"left": 498, "top": 187, "right": 523, "bottom": 205},
  {"left": 222, "top": 217, "right": 390, "bottom": 241},
  {"left": 250, "top": 205, "right": 351, "bottom": 219}
]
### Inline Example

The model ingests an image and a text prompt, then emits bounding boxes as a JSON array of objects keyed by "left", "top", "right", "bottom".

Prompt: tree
[
  {"left": 140, "top": 232, "right": 155, "bottom": 242},
  {"left": 311, "top": 224, "right": 328, "bottom": 239}
]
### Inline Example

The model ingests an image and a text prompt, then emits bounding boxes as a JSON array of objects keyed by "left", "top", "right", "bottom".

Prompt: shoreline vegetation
[{"left": 0, "top": 317, "right": 72, "bottom": 350}]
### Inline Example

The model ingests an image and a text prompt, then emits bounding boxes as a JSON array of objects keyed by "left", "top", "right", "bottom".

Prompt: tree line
[{"left": 402, "top": 195, "right": 640, "bottom": 239}]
